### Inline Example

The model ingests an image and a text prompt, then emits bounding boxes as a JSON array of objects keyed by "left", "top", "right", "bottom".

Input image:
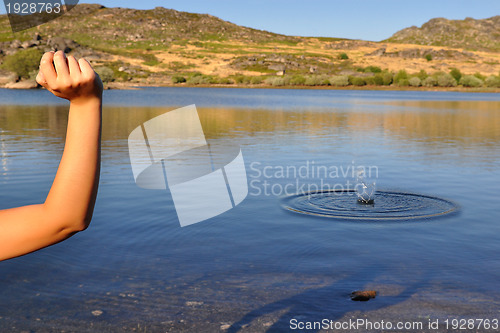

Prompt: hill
[
  {"left": 0, "top": 4, "right": 499, "bottom": 89},
  {"left": 385, "top": 16, "right": 500, "bottom": 52}
]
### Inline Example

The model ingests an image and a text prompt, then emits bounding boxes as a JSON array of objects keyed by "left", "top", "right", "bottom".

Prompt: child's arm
[{"left": 0, "top": 51, "right": 103, "bottom": 261}]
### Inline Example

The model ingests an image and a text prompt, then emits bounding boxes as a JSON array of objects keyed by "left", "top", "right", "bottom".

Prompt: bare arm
[{"left": 0, "top": 51, "right": 103, "bottom": 261}]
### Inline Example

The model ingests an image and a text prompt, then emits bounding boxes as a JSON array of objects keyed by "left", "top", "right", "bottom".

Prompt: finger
[
  {"left": 36, "top": 71, "right": 46, "bottom": 86},
  {"left": 39, "top": 52, "right": 56, "bottom": 84},
  {"left": 67, "top": 56, "right": 81, "bottom": 77},
  {"left": 78, "top": 58, "right": 95, "bottom": 79},
  {"left": 53, "top": 51, "right": 70, "bottom": 78}
]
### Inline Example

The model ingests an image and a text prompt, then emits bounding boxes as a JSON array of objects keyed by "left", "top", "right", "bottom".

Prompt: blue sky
[{"left": 2, "top": 1, "right": 499, "bottom": 40}]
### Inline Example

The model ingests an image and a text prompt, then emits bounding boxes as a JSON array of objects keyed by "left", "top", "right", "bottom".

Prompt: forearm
[
  {"left": 44, "top": 98, "right": 102, "bottom": 231},
  {"left": 0, "top": 52, "right": 103, "bottom": 261},
  {"left": 0, "top": 100, "right": 102, "bottom": 261}
]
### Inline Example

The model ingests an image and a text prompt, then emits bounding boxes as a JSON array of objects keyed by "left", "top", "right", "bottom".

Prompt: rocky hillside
[
  {"left": 385, "top": 16, "right": 500, "bottom": 52},
  {"left": 0, "top": 4, "right": 498, "bottom": 89},
  {"left": 0, "top": 4, "right": 303, "bottom": 49}
]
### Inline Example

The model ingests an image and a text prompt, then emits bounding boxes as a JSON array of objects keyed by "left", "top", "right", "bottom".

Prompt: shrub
[
  {"left": 318, "top": 75, "right": 330, "bottom": 85},
  {"left": 382, "top": 72, "right": 393, "bottom": 85},
  {"left": 449, "top": 68, "right": 462, "bottom": 83},
  {"left": 304, "top": 75, "right": 329, "bottom": 86},
  {"left": 172, "top": 75, "right": 186, "bottom": 83},
  {"left": 484, "top": 75, "right": 500, "bottom": 88},
  {"left": 393, "top": 70, "right": 408, "bottom": 84},
  {"left": 290, "top": 75, "right": 306, "bottom": 85},
  {"left": 437, "top": 73, "right": 457, "bottom": 87},
  {"left": 364, "top": 66, "right": 382, "bottom": 73},
  {"left": 266, "top": 77, "right": 286, "bottom": 86},
  {"left": 398, "top": 79, "right": 409, "bottom": 87},
  {"left": 422, "top": 77, "right": 438, "bottom": 87},
  {"left": 233, "top": 75, "right": 245, "bottom": 84},
  {"left": 217, "top": 77, "right": 233, "bottom": 84},
  {"left": 250, "top": 76, "right": 263, "bottom": 84},
  {"left": 459, "top": 75, "right": 483, "bottom": 87},
  {"left": 187, "top": 74, "right": 213, "bottom": 85},
  {"left": 95, "top": 66, "right": 114, "bottom": 82},
  {"left": 142, "top": 54, "right": 160, "bottom": 66},
  {"left": 349, "top": 76, "right": 366, "bottom": 86},
  {"left": 417, "top": 69, "right": 428, "bottom": 80},
  {"left": 371, "top": 74, "right": 384, "bottom": 85},
  {"left": 425, "top": 54, "right": 433, "bottom": 61},
  {"left": 304, "top": 76, "right": 317, "bottom": 86},
  {"left": 241, "top": 76, "right": 252, "bottom": 84},
  {"left": 338, "top": 52, "right": 349, "bottom": 60},
  {"left": 364, "top": 76, "right": 376, "bottom": 85},
  {"left": 408, "top": 77, "right": 422, "bottom": 87},
  {"left": 474, "top": 72, "right": 487, "bottom": 81},
  {"left": 329, "top": 75, "right": 349, "bottom": 86},
  {"left": 0, "top": 48, "right": 43, "bottom": 78}
]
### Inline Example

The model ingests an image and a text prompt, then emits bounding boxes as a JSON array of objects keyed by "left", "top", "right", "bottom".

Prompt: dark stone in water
[
  {"left": 350, "top": 290, "right": 377, "bottom": 301},
  {"left": 357, "top": 198, "right": 375, "bottom": 205}
]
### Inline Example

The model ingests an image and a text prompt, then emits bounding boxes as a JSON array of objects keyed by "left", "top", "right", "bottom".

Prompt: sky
[{"left": 2, "top": 0, "right": 499, "bottom": 41}]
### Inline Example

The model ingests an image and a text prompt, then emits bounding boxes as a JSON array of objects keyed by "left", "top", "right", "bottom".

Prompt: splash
[{"left": 355, "top": 169, "right": 376, "bottom": 204}]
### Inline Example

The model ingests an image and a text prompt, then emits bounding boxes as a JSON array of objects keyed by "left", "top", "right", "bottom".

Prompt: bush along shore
[
  {"left": 3, "top": 59, "right": 499, "bottom": 91},
  {"left": 1, "top": 48, "right": 499, "bottom": 91},
  {"left": 110, "top": 68, "right": 500, "bottom": 91}
]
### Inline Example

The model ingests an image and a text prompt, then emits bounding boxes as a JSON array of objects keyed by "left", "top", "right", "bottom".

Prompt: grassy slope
[{"left": 0, "top": 4, "right": 499, "bottom": 88}]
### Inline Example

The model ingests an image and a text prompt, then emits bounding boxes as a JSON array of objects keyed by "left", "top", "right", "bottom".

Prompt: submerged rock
[{"left": 350, "top": 290, "right": 377, "bottom": 301}]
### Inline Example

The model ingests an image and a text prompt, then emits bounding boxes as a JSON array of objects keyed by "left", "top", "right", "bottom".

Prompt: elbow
[
  {"left": 65, "top": 216, "right": 92, "bottom": 234},
  {"left": 43, "top": 204, "right": 94, "bottom": 236},
  {"left": 55, "top": 215, "right": 92, "bottom": 236}
]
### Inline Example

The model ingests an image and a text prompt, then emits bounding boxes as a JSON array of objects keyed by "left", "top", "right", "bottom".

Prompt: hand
[{"left": 36, "top": 51, "right": 103, "bottom": 105}]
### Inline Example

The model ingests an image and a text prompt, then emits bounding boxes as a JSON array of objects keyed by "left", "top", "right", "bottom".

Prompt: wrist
[{"left": 69, "top": 95, "right": 102, "bottom": 109}]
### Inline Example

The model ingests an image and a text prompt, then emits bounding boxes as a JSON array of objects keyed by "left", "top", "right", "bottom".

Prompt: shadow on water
[{"left": 227, "top": 264, "right": 429, "bottom": 332}]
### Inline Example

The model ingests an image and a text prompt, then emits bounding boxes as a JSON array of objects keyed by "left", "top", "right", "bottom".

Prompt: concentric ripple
[{"left": 282, "top": 189, "right": 458, "bottom": 221}]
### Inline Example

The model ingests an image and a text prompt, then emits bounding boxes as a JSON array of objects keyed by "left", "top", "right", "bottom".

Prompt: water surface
[{"left": 1, "top": 88, "right": 499, "bottom": 332}]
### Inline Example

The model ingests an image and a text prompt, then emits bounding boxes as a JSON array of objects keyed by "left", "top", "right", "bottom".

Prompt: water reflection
[
  {"left": 1, "top": 97, "right": 500, "bottom": 331},
  {"left": 1, "top": 100, "right": 499, "bottom": 163}
]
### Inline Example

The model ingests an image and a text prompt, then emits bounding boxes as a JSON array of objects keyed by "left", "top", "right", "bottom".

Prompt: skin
[{"left": 0, "top": 51, "right": 103, "bottom": 261}]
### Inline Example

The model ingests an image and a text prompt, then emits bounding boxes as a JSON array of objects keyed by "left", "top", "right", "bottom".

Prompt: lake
[{"left": 1, "top": 87, "right": 499, "bottom": 332}]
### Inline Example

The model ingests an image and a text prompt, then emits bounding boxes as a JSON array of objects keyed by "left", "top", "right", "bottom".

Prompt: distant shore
[
  {"left": 104, "top": 82, "right": 500, "bottom": 93},
  {"left": 2, "top": 80, "right": 499, "bottom": 94}
]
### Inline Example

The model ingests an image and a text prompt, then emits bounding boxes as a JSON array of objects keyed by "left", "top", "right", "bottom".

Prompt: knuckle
[
  {"left": 58, "top": 79, "right": 72, "bottom": 90},
  {"left": 46, "top": 82, "right": 57, "bottom": 91}
]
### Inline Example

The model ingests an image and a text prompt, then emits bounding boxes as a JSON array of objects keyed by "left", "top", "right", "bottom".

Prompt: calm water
[{"left": 1, "top": 88, "right": 500, "bottom": 332}]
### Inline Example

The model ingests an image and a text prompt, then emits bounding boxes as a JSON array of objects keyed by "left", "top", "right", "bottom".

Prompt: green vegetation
[
  {"left": 338, "top": 52, "right": 349, "bottom": 60},
  {"left": 172, "top": 75, "right": 187, "bottom": 83},
  {"left": 409, "top": 77, "right": 422, "bottom": 87},
  {"left": 449, "top": 68, "right": 462, "bottom": 83},
  {"left": 187, "top": 73, "right": 215, "bottom": 85},
  {"left": 349, "top": 76, "right": 366, "bottom": 86},
  {"left": 329, "top": 75, "right": 349, "bottom": 86},
  {"left": 95, "top": 66, "right": 114, "bottom": 82},
  {"left": 394, "top": 70, "right": 408, "bottom": 86},
  {"left": 169, "top": 69, "right": 498, "bottom": 89},
  {"left": 362, "top": 66, "right": 382, "bottom": 73},
  {"left": 0, "top": 48, "right": 43, "bottom": 78},
  {"left": 290, "top": 75, "right": 306, "bottom": 85},
  {"left": 423, "top": 76, "right": 438, "bottom": 87},
  {"left": 485, "top": 75, "right": 500, "bottom": 88},
  {"left": 459, "top": 75, "right": 483, "bottom": 87},
  {"left": 436, "top": 73, "right": 457, "bottom": 87},
  {"left": 141, "top": 54, "right": 161, "bottom": 66},
  {"left": 0, "top": 6, "right": 496, "bottom": 92}
]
